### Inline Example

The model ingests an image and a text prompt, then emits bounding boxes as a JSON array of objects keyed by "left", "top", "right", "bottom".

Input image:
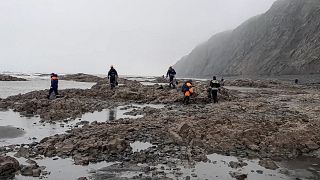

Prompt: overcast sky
[{"left": 0, "top": 0, "right": 277, "bottom": 76}]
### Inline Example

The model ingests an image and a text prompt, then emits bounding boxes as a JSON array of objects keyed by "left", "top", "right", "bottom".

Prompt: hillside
[{"left": 174, "top": 0, "right": 320, "bottom": 78}]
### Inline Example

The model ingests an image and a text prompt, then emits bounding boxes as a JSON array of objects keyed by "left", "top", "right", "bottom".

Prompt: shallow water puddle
[
  {"left": 90, "top": 154, "right": 296, "bottom": 180},
  {"left": 0, "top": 110, "right": 69, "bottom": 146},
  {"left": 278, "top": 156, "right": 320, "bottom": 179},
  {"left": 0, "top": 126, "right": 25, "bottom": 139},
  {"left": 140, "top": 82, "right": 167, "bottom": 86},
  {"left": 79, "top": 104, "right": 164, "bottom": 123},
  {"left": 130, "top": 141, "right": 154, "bottom": 152},
  {"left": 6, "top": 152, "right": 115, "bottom": 180},
  {"left": 178, "top": 154, "right": 320, "bottom": 180},
  {"left": 150, "top": 154, "right": 290, "bottom": 180},
  {"left": 0, "top": 104, "right": 164, "bottom": 146},
  {"left": 0, "top": 79, "right": 95, "bottom": 99},
  {"left": 124, "top": 76, "right": 157, "bottom": 82}
]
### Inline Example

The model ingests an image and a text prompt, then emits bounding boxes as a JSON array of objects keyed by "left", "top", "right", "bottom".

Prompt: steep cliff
[{"left": 174, "top": 0, "right": 320, "bottom": 78}]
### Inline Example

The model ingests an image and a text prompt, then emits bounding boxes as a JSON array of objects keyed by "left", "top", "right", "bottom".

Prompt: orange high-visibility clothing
[{"left": 184, "top": 82, "right": 193, "bottom": 97}]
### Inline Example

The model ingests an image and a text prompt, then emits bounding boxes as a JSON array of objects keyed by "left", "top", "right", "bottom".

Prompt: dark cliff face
[{"left": 174, "top": 0, "right": 320, "bottom": 78}]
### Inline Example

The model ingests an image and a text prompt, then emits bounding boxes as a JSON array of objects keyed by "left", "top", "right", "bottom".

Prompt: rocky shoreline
[
  {"left": 0, "top": 75, "right": 319, "bottom": 179},
  {"left": 0, "top": 74, "right": 27, "bottom": 81},
  {"left": 60, "top": 73, "right": 104, "bottom": 82}
]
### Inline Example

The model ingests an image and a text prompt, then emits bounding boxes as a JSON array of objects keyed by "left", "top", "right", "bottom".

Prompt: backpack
[{"left": 182, "top": 84, "right": 188, "bottom": 92}]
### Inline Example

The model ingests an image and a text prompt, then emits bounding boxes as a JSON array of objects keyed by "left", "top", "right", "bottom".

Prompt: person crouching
[{"left": 182, "top": 80, "right": 193, "bottom": 105}]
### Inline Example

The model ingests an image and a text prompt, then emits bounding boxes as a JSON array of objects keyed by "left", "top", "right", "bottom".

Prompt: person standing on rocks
[
  {"left": 166, "top": 66, "right": 177, "bottom": 88},
  {"left": 182, "top": 80, "right": 193, "bottom": 105},
  {"left": 220, "top": 77, "right": 225, "bottom": 86},
  {"left": 108, "top": 65, "right": 118, "bottom": 89},
  {"left": 209, "top": 76, "right": 220, "bottom": 103},
  {"left": 48, "top": 73, "right": 59, "bottom": 99}
]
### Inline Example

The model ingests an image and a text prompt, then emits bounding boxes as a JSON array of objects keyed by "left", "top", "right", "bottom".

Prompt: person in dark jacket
[
  {"left": 108, "top": 65, "right": 118, "bottom": 89},
  {"left": 209, "top": 76, "right": 220, "bottom": 103},
  {"left": 49, "top": 73, "right": 59, "bottom": 98},
  {"left": 166, "top": 66, "right": 176, "bottom": 88}
]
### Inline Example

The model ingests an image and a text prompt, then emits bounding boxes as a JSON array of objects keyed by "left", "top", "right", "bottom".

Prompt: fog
[{"left": 0, "top": 0, "right": 276, "bottom": 76}]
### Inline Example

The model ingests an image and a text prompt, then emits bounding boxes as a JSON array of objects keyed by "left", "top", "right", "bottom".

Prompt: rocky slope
[{"left": 174, "top": 0, "right": 320, "bottom": 78}]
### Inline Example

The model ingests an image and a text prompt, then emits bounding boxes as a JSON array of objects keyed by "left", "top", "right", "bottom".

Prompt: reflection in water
[
  {"left": 130, "top": 141, "right": 154, "bottom": 152},
  {"left": 108, "top": 108, "right": 117, "bottom": 121}
]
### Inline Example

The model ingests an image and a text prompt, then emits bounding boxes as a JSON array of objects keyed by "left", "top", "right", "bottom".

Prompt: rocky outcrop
[
  {"left": 23, "top": 79, "right": 320, "bottom": 166},
  {"left": 0, "top": 156, "right": 20, "bottom": 179},
  {"left": 0, "top": 74, "right": 27, "bottom": 81},
  {"left": 0, "top": 79, "right": 232, "bottom": 122},
  {"left": 60, "top": 73, "right": 104, "bottom": 82},
  {"left": 174, "top": 0, "right": 320, "bottom": 78}
]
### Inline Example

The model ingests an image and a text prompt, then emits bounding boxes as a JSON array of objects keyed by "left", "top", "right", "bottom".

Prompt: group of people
[
  {"left": 166, "top": 66, "right": 222, "bottom": 104},
  {"left": 48, "top": 66, "right": 119, "bottom": 98},
  {"left": 48, "top": 66, "right": 222, "bottom": 104}
]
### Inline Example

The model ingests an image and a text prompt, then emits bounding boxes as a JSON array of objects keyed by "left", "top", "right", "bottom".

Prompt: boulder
[
  {"left": 0, "top": 156, "right": 20, "bottom": 178},
  {"left": 258, "top": 159, "right": 279, "bottom": 170}
]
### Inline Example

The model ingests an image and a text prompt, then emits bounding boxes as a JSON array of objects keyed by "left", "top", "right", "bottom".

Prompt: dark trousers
[
  {"left": 49, "top": 87, "right": 58, "bottom": 96},
  {"left": 110, "top": 76, "right": 116, "bottom": 89},
  {"left": 211, "top": 90, "right": 218, "bottom": 103},
  {"left": 169, "top": 76, "right": 175, "bottom": 88},
  {"left": 184, "top": 96, "right": 190, "bottom": 105}
]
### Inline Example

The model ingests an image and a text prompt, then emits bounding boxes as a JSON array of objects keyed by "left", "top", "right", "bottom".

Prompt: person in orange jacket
[
  {"left": 48, "top": 73, "right": 59, "bottom": 99},
  {"left": 182, "top": 80, "right": 193, "bottom": 104}
]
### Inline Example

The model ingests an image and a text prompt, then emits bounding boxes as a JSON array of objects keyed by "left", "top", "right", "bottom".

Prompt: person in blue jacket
[{"left": 49, "top": 73, "right": 59, "bottom": 98}]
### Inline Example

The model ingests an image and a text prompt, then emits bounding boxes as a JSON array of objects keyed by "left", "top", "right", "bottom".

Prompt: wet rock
[
  {"left": 229, "top": 161, "right": 248, "bottom": 169},
  {"left": 229, "top": 172, "right": 248, "bottom": 180},
  {"left": 77, "top": 177, "right": 88, "bottom": 180},
  {"left": 178, "top": 123, "right": 196, "bottom": 143},
  {"left": 60, "top": 73, "right": 103, "bottom": 82},
  {"left": 0, "top": 74, "right": 27, "bottom": 81},
  {"left": 258, "top": 159, "right": 279, "bottom": 170},
  {"left": 191, "top": 173, "right": 197, "bottom": 177},
  {"left": 169, "top": 130, "right": 183, "bottom": 145},
  {"left": 14, "top": 147, "right": 32, "bottom": 158},
  {"left": 256, "top": 170, "right": 263, "bottom": 174},
  {"left": 106, "top": 138, "right": 129, "bottom": 153},
  {"left": 304, "top": 140, "right": 320, "bottom": 151},
  {"left": 279, "top": 168, "right": 290, "bottom": 175},
  {"left": 74, "top": 155, "right": 90, "bottom": 166},
  {"left": 247, "top": 144, "right": 260, "bottom": 151},
  {"left": 0, "top": 156, "right": 20, "bottom": 178},
  {"left": 32, "top": 168, "right": 41, "bottom": 177},
  {"left": 25, "top": 159, "right": 37, "bottom": 165},
  {"left": 20, "top": 165, "right": 34, "bottom": 176}
]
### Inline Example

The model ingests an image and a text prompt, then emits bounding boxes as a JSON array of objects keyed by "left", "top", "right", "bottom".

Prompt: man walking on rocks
[
  {"left": 48, "top": 73, "right": 59, "bottom": 99},
  {"left": 166, "top": 66, "right": 176, "bottom": 88},
  {"left": 209, "top": 76, "right": 220, "bottom": 103},
  {"left": 108, "top": 65, "right": 118, "bottom": 89}
]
